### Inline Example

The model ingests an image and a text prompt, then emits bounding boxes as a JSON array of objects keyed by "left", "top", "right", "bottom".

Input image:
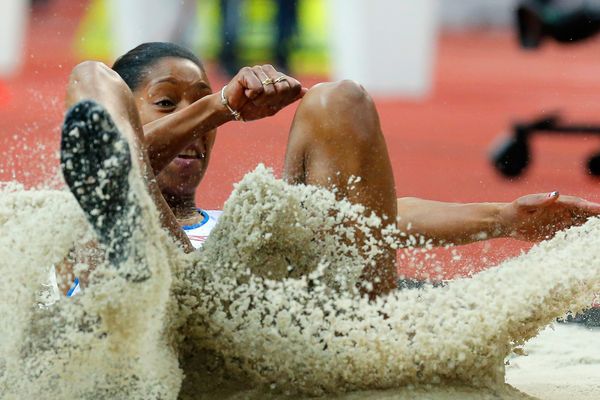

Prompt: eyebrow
[{"left": 150, "top": 76, "right": 211, "bottom": 91}]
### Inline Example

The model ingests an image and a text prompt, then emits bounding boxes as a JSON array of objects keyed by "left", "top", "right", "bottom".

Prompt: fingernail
[{"left": 548, "top": 191, "right": 558, "bottom": 198}]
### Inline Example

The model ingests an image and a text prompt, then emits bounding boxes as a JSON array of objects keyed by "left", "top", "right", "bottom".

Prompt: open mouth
[{"left": 177, "top": 149, "right": 205, "bottom": 160}]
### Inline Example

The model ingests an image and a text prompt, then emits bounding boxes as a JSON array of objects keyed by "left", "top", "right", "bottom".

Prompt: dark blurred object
[
  {"left": 491, "top": 124, "right": 532, "bottom": 178},
  {"left": 491, "top": 1, "right": 600, "bottom": 178},
  {"left": 274, "top": 0, "right": 299, "bottom": 73},
  {"left": 220, "top": 0, "right": 243, "bottom": 77},
  {"left": 396, "top": 278, "right": 446, "bottom": 290},
  {"left": 30, "top": 0, "right": 54, "bottom": 10},
  {"left": 587, "top": 152, "right": 600, "bottom": 175},
  {"left": 220, "top": 0, "right": 299, "bottom": 77},
  {"left": 558, "top": 307, "right": 600, "bottom": 327},
  {"left": 491, "top": 114, "right": 600, "bottom": 177},
  {"left": 517, "top": 0, "right": 600, "bottom": 48}
]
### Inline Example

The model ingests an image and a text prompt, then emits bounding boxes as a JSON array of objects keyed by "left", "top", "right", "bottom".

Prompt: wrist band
[{"left": 220, "top": 85, "right": 242, "bottom": 121}]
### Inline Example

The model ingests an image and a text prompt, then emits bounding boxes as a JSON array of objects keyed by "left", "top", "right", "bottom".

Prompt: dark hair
[{"left": 112, "top": 42, "right": 204, "bottom": 91}]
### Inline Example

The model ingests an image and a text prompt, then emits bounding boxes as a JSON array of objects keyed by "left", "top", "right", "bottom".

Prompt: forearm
[
  {"left": 396, "top": 197, "right": 508, "bottom": 246},
  {"left": 143, "top": 93, "right": 232, "bottom": 174}
]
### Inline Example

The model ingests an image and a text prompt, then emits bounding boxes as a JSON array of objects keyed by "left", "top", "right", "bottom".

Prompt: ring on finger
[
  {"left": 261, "top": 77, "right": 274, "bottom": 86},
  {"left": 274, "top": 75, "right": 287, "bottom": 84}
]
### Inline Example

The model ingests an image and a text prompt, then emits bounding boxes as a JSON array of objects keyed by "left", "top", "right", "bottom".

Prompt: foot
[{"left": 60, "top": 100, "right": 141, "bottom": 272}]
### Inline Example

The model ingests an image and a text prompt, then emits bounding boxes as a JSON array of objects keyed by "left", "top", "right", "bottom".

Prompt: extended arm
[
  {"left": 397, "top": 191, "right": 600, "bottom": 246},
  {"left": 396, "top": 197, "right": 505, "bottom": 246}
]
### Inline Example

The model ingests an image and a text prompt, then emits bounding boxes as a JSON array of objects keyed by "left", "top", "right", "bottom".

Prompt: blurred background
[{"left": 1, "top": 0, "right": 599, "bottom": 280}]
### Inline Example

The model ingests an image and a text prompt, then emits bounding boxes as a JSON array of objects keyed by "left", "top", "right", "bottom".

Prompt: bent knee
[
  {"left": 66, "top": 61, "right": 136, "bottom": 113},
  {"left": 69, "top": 61, "right": 123, "bottom": 87},
  {"left": 301, "top": 80, "right": 371, "bottom": 113},
  {"left": 293, "top": 80, "right": 379, "bottom": 144},
  {"left": 310, "top": 79, "right": 368, "bottom": 99}
]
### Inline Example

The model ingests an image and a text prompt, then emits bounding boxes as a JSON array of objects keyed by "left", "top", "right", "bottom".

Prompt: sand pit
[
  {"left": 0, "top": 165, "right": 598, "bottom": 399},
  {"left": 506, "top": 323, "right": 600, "bottom": 400}
]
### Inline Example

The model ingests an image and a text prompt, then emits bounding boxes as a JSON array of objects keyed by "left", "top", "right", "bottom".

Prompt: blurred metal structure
[
  {"left": 492, "top": 0, "right": 600, "bottom": 178},
  {"left": 491, "top": 115, "right": 600, "bottom": 177},
  {"left": 517, "top": 0, "right": 600, "bottom": 48}
]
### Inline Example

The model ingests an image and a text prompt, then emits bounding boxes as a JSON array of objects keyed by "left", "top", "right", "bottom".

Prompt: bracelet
[{"left": 220, "top": 85, "right": 242, "bottom": 121}]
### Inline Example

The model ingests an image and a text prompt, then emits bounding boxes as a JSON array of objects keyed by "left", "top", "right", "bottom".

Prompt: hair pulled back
[{"left": 112, "top": 42, "right": 204, "bottom": 91}]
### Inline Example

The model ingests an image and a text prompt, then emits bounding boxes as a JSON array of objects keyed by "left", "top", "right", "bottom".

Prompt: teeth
[
  {"left": 177, "top": 148, "right": 207, "bottom": 159},
  {"left": 179, "top": 150, "right": 198, "bottom": 157}
]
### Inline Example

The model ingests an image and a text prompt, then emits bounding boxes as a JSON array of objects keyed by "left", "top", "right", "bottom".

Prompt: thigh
[
  {"left": 65, "top": 61, "right": 145, "bottom": 147},
  {"left": 284, "top": 80, "right": 397, "bottom": 223},
  {"left": 283, "top": 80, "right": 398, "bottom": 296},
  {"left": 64, "top": 61, "right": 193, "bottom": 252}
]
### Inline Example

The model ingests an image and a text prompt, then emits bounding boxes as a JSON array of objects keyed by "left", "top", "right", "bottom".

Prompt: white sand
[
  {"left": 507, "top": 323, "right": 600, "bottom": 400},
  {"left": 0, "top": 165, "right": 598, "bottom": 399}
]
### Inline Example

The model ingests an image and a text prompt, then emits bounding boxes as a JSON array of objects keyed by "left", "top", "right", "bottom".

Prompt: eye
[{"left": 154, "top": 98, "right": 176, "bottom": 109}]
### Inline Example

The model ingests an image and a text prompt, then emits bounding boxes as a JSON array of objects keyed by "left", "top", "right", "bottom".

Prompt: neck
[{"left": 163, "top": 193, "right": 198, "bottom": 222}]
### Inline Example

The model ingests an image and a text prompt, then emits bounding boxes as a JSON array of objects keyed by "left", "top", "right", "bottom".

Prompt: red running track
[{"left": 1, "top": 0, "right": 599, "bottom": 279}]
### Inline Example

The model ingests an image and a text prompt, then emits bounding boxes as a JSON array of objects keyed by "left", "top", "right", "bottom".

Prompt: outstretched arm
[
  {"left": 142, "top": 65, "right": 306, "bottom": 174},
  {"left": 396, "top": 197, "right": 504, "bottom": 246},
  {"left": 397, "top": 191, "right": 600, "bottom": 246}
]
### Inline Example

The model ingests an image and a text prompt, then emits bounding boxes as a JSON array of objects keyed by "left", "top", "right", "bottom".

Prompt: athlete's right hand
[
  {"left": 223, "top": 65, "right": 308, "bottom": 121},
  {"left": 499, "top": 191, "right": 600, "bottom": 241}
]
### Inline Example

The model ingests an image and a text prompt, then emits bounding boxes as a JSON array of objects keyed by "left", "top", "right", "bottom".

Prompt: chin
[
  {"left": 157, "top": 169, "right": 204, "bottom": 195},
  {"left": 160, "top": 185, "right": 196, "bottom": 200},
  {"left": 157, "top": 177, "right": 201, "bottom": 198}
]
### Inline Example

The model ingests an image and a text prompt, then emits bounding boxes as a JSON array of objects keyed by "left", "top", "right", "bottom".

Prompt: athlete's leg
[
  {"left": 283, "top": 80, "right": 397, "bottom": 297},
  {"left": 63, "top": 61, "right": 192, "bottom": 253}
]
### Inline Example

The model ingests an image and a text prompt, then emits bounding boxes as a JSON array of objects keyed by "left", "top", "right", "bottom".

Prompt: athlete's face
[{"left": 133, "top": 57, "right": 215, "bottom": 200}]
